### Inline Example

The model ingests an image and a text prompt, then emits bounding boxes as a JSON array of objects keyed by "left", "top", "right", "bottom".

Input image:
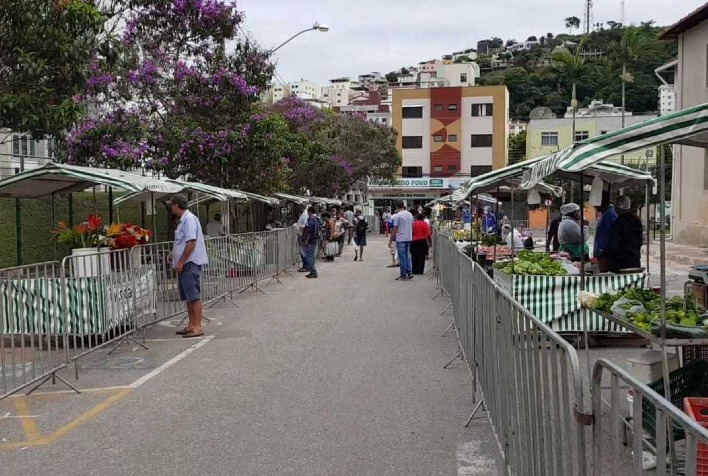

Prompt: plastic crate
[
  {"left": 684, "top": 346, "right": 708, "bottom": 364},
  {"left": 642, "top": 359, "right": 708, "bottom": 442},
  {"left": 684, "top": 398, "right": 708, "bottom": 474}
]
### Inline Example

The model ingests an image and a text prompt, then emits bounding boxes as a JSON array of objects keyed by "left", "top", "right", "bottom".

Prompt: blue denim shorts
[{"left": 178, "top": 262, "right": 202, "bottom": 302}]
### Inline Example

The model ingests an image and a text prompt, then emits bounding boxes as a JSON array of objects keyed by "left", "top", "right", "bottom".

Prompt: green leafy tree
[
  {"left": 565, "top": 16, "right": 581, "bottom": 33},
  {"left": 508, "top": 130, "right": 527, "bottom": 164},
  {"left": 0, "top": 0, "right": 120, "bottom": 140}
]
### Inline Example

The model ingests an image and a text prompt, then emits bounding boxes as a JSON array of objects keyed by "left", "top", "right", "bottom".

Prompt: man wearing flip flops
[{"left": 168, "top": 194, "right": 209, "bottom": 338}]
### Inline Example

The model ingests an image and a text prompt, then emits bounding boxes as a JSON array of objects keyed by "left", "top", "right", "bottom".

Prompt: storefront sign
[
  {"left": 368, "top": 192, "right": 439, "bottom": 199},
  {"left": 368, "top": 177, "right": 465, "bottom": 189}
]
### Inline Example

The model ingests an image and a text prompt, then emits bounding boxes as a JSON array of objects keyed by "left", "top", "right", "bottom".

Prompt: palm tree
[
  {"left": 564, "top": 16, "right": 581, "bottom": 34},
  {"left": 552, "top": 44, "right": 587, "bottom": 142},
  {"left": 611, "top": 27, "right": 647, "bottom": 162}
]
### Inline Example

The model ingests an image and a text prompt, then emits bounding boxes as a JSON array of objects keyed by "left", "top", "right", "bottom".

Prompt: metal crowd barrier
[
  {"left": 592, "top": 359, "right": 708, "bottom": 476},
  {"left": 0, "top": 227, "right": 299, "bottom": 401},
  {"left": 434, "top": 228, "right": 589, "bottom": 475},
  {"left": 433, "top": 227, "right": 708, "bottom": 475}
]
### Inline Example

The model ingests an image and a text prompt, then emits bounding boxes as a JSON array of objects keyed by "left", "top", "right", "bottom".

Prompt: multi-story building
[
  {"left": 0, "top": 132, "right": 54, "bottom": 177},
  {"left": 509, "top": 120, "right": 528, "bottom": 136},
  {"left": 290, "top": 79, "right": 321, "bottom": 100},
  {"left": 526, "top": 106, "right": 658, "bottom": 167},
  {"left": 338, "top": 91, "right": 392, "bottom": 126},
  {"left": 357, "top": 72, "right": 386, "bottom": 90},
  {"left": 658, "top": 84, "right": 676, "bottom": 116},
  {"left": 321, "top": 77, "right": 365, "bottom": 107},
  {"left": 436, "top": 63, "right": 480, "bottom": 87},
  {"left": 660, "top": 4, "right": 708, "bottom": 245},
  {"left": 369, "top": 86, "right": 508, "bottom": 207}
]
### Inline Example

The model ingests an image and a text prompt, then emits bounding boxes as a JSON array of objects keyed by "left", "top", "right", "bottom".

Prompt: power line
[{"left": 236, "top": 21, "right": 289, "bottom": 88}]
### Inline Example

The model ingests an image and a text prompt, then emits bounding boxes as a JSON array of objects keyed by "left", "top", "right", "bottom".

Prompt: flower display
[
  {"left": 52, "top": 214, "right": 106, "bottom": 249},
  {"left": 106, "top": 223, "right": 152, "bottom": 250}
]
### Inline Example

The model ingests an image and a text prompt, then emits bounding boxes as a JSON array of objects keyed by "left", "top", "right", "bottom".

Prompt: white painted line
[
  {"left": 6, "top": 385, "right": 132, "bottom": 399},
  {"left": 128, "top": 335, "right": 214, "bottom": 389},
  {"left": 457, "top": 441, "right": 498, "bottom": 475}
]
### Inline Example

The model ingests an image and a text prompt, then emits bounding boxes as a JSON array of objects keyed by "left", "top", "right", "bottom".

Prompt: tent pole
[
  {"left": 108, "top": 187, "right": 114, "bottom": 223},
  {"left": 92, "top": 186, "right": 97, "bottom": 214},
  {"left": 249, "top": 202, "right": 255, "bottom": 232},
  {"left": 151, "top": 193, "right": 157, "bottom": 240},
  {"left": 645, "top": 182, "right": 651, "bottom": 273},
  {"left": 52, "top": 193, "right": 57, "bottom": 260},
  {"left": 510, "top": 184, "right": 515, "bottom": 274},
  {"left": 68, "top": 193, "right": 74, "bottom": 227},
  {"left": 493, "top": 187, "right": 500, "bottom": 263},
  {"left": 579, "top": 173, "right": 591, "bottom": 381},
  {"left": 15, "top": 198, "right": 22, "bottom": 266},
  {"left": 141, "top": 200, "right": 146, "bottom": 229}
]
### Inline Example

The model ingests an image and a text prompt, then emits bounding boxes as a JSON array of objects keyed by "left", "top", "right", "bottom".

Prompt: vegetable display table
[
  {"left": 494, "top": 271, "right": 646, "bottom": 332},
  {"left": 1, "top": 266, "right": 156, "bottom": 335}
]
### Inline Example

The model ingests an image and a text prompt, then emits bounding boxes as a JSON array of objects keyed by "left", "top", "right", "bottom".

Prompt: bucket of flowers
[
  {"left": 106, "top": 223, "right": 152, "bottom": 270},
  {"left": 52, "top": 214, "right": 111, "bottom": 277}
]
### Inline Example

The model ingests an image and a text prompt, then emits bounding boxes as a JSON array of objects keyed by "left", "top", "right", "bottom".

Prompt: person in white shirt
[
  {"left": 206, "top": 213, "right": 225, "bottom": 237},
  {"left": 502, "top": 224, "right": 524, "bottom": 250}
]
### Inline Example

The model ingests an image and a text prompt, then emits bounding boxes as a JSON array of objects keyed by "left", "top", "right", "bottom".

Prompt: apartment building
[
  {"left": 321, "top": 77, "right": 366, "bottom": 107},
  {"left": 0, "top": 133, "right": 54, "bottom": 177},
  {"left": 391, "top": 85, "right": 509, "bottom": 181},
  {"left": 509, "top": 120, "right": 528, "bottom": 136},
  {"left": 659, "top": 84, "right": 676, "bottom": 116},
  {"left": 660, "top": 3, "right": 708, "bottom": 245}
]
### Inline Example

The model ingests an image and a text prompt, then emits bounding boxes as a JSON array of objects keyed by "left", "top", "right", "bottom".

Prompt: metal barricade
[
  {"left": 592, "top": 359, "right": 708, "bottom": 476},
  {"left": 433, "top": 228, "right": 590, "bottom": 475},
  {"left": 0, "top": 262, "right": 68, "bottom": 399}
]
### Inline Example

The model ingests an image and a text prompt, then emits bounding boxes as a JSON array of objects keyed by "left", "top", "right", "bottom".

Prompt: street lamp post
[{"left": 270, "top": 22, "right": 329, "bottom": 54}]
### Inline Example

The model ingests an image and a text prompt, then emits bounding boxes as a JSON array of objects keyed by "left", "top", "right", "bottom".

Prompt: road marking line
[
  {"left": 13, "top": 397, "right": 41, "bottom": 442},
  {"left": 6, "top": 386, "right": 132, "bottom": 399},
  {"left": 129, "top": 335, "right": 214, "bottom": 389},
  {"left": 457, "top": 441, "right": 498, "bottom": 475}
]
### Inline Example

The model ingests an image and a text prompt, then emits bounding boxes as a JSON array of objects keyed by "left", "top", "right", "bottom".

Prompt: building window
[
  {"left": 470, "top": 134, "right": 494, "bottom": 148},
  {"left": 470, "top": 165, "right": 493, "bottom": 177},
  {"left": 381, "top": 118, "right": 387, "bottom": 124},
  {"left": 448, "top": 104, "right": 458, "bottom": 111},
  {"left": 575, "top": 131, "right": 590, "bottom": 142},
  {"left": 402, "top": 106, "right": 424, "bottom": 119},
  {"left": 448, "top": 165, "right": 457, "bottom": 173},
  {"left": 460, "top": 73, "right": 468, "bottom": 83},
  {"left": 12, "top": 135, "right": 35, "bottom": 157},
  {"left": 433, "top": 135, "right": 444, "bottom": 142},
  {"left": 434, "top": 104, "right": 443, "bottom": 111},
  {"left": 402, "top": 166, "right": 423, "bottom": 178},
  {"left": 402, "top": 136, "right": 423, "bottom": 149},
  {"left": 600, "top": 130, "right": 608, "bottom": 135},
  {"left": 541, "top": 132, "right": 559, "bottom": 146},
  {"left": 471, "top": 103, "right": 494, "bottom": 117},
  {"left": 448, "top": 134, "right": 458, "bottom": 142},
  {"left": 433, "top": 166, "right": 443, "bottom": 173}
]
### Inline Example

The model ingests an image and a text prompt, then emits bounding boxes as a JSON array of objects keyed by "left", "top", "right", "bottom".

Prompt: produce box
[{"left": 494, "top": 271, "right": 646, "bottom": 332}]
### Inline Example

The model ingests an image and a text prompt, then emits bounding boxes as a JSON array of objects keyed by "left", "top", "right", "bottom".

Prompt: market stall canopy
[
  {"left": 0, "top": 162, "right": 184, "bottom": 199},
  {"left": 310, "top": 196, "right": 342, "bottom": 207},
  {"left": 459, "top": 158, "right": 566, "bottom": 198},
  {"left": 520, "top": 103, "right": 708, "bottom": 189},
  {"left": 275, "top": 192, "right": 310, "bottom": 205},
  {"left": 425, "top": 191, "right": 497, "bottom": 208},
  {"left": 239, "top": 191, "right": 280, "bottom": 206},
  {"left": 164, "top": 180, "right": 249, "bottom": 207}
]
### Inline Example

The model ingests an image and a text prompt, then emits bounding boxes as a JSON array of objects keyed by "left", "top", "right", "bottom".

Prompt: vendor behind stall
[
  {"left": 558, "top": 203, "right": 589, "bottom": 261},
  {"left": 481, "top": 206, "right": 496, "bottom": 234},
  {"left": 604, "top": 196, "right": 643, "bottom": 273},
  {"left": 501, "top": 224, "right": 524, "bottom": 250}
]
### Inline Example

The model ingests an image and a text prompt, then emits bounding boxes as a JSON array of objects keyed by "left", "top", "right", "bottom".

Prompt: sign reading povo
[{"left": 369, "top": 177, "right": 452, "bottom": 188}]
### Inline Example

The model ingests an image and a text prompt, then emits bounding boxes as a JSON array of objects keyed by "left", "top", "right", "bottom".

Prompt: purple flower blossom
[{"left": 331, "top": 155, "right": 353, "bottom": 177}]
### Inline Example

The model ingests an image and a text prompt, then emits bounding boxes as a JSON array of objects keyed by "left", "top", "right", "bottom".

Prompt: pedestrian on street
[
  {"left": 546, "top": 215, "right": 561, "bottom": 252},
  {"left": 382, "top": 208, "right": 392, "bottom": 236},
  {"left": 334, "top": 211, "right": 349, "bottom": 257},
  {"left": 301, "top": 206, "right": 320, "bottom": 278},
  {"left": 169, "top": 194, "right": 209, "bottom": 338},
  {"left": 344, "top": 207, "right": 355, "bottom": 244},
  {"left": 353, "top": 210, "right": 368, "bottom": 261},
  {"left": 296, "top": 207, "right": 309, "bottom": 272},
  {"left": 593, "top": 193, "right": 618, "bottom": 271},
  {"left": 389, "top": 201, "right": 414, "bottom": 280},
  {"left": 410, "top": 213, "right": 432, "bottom": 275}
]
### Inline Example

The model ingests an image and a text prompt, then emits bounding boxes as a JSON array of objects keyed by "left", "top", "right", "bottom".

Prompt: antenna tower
[
  {"left": 620, "top": 0, "right": 626, "bottom": 26},
  {"left": 584, "top": 0, "right": 594, "bottom": 34}
]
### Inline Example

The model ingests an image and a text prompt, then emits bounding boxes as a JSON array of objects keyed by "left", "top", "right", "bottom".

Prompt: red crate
[{"left": 684, "top": 397, "right": 708, "bottom": 474}]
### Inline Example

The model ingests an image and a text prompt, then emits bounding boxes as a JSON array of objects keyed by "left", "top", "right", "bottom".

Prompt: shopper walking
[
  {"left": 353, "top": 210, "right": 368, "bottom": 261},
  {"left": 389, "top": 201, "right": 414, "bottom": 280},
  {"left": 382, "top": 208, "right": 392, "bottom": 236},
  {"left": 334, "top": 211, "right": 349, "bottom": 257},
  {"left": 344, "top": 207, "right": 355, "bottom": 244},
  {"left": 169, "top": 194, "right": 209, "bottom": 338},
  {"left": 301, "top": 206, "right": 320, "bottom": 278},
  {"left": 410, "top": 213, "right": 431, "bottom": 275}
]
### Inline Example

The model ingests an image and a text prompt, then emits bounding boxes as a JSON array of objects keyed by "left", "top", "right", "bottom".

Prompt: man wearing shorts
[{"left": 169, "top": 194, "right": 209, "bottom": 338}]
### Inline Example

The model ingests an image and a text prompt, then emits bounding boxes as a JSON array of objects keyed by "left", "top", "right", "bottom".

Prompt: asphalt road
[{"left": 0, "top": 236, "right": 500, "bottom": 476}]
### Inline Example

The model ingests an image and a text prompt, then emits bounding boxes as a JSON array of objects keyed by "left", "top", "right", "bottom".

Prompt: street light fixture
[{"left": 270, "top": 22, "right": 329, "bottom": 54}]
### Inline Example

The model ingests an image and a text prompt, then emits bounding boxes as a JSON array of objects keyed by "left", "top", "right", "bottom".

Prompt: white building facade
[
  {"left": 659, "top": 84, "right": 676, "bottom": 116},
  {"left": 0, "top": 132, "right": 54, "bottom": 177}
]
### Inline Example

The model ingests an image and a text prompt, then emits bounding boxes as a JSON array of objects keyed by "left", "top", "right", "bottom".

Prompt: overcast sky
[{"left": 238, "top": 0, "right": 706, "bottom": 85}]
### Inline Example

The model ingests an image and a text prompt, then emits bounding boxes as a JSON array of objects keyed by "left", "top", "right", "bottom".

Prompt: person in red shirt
[{"left": 410, "top": 213, "right": 432, "bottom": 275}]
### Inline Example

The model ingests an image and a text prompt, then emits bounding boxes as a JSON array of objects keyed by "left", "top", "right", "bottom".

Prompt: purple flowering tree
[{"left": 63, "top": 0, "right": 289, "bottom": 193}]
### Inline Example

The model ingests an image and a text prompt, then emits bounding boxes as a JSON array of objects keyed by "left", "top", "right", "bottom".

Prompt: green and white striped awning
[
  {"left": 0, "top": 162, "right": 184, "bottom": 199},
  {"left": 275, "top": 193, "right": 310, "bottom": 205},
  {"left": 459, "top": 158, "right": 567, "bottom": 199},
  {"left": 520, "top": 103, "right": 708, "bottom": 188}
]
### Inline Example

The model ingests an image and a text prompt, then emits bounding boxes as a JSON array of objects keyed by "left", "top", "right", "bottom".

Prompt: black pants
[{"left": 410, "top": 239, "right": 429, "bottom": 275}]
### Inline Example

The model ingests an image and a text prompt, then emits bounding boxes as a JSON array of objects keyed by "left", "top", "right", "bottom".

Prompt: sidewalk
[{"left": 0, "top": 236, "right": 500, "bottom": 475}]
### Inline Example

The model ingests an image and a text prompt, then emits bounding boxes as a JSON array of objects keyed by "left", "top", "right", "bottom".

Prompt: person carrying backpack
[{"left": 353, "top": 210, "right": 368, "bottom": 261}]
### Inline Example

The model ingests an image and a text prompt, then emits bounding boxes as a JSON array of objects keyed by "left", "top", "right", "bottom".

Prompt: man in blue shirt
[
  {"left": 389, "top": 201, "right": 414, "bottom": 280},
  {"left": 301, "top": 206, "right": 320, "bottom": 279},
  {"left": 169, "top": 194, "right": 209, "bottom": 338}
]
